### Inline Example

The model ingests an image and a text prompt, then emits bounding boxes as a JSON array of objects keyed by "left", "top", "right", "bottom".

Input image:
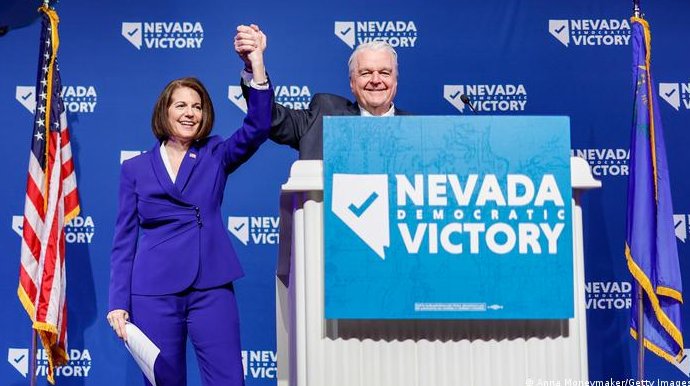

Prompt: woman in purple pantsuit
[{"left": 107, "top": 25, "right": 271, "bottom": 386}]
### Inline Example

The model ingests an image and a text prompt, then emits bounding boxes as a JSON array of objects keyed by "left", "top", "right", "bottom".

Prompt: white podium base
[{"left": 276, "top": 158, "right": 599, "bottom": 386}]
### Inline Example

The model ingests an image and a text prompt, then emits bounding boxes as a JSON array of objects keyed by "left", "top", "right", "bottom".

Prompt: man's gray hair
[{"left": 347, "top": 41, "right": 398, "bottom": 76}]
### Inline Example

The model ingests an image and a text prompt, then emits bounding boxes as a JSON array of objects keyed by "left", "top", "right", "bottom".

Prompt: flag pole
[
  {"left": 30, "top": 330, "right": 37, "bottom": 386},
  {"left": 633, "top": 0, "right": 641, "bottom": 18},
  {"left": 637, "top": 285, "right": 645, "bottom": 381}
]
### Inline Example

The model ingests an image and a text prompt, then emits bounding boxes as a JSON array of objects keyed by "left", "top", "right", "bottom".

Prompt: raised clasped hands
[{"left": 234, "top": 24, "right": 267, "bottom": 78}]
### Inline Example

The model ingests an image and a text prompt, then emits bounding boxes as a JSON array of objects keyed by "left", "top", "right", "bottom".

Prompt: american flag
[{"left": 17, "top": 6, "right": 80, "bottom": 384}]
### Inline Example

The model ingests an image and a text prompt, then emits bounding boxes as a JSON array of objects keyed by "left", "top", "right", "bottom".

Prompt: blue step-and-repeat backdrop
[{"left": 1, "top": 0, "right": 690, "bottom": 384}]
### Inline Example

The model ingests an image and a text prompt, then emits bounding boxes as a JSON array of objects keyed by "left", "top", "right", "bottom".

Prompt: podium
[{"left": 276, "top": 156, "right": 599, "bottom": 386}]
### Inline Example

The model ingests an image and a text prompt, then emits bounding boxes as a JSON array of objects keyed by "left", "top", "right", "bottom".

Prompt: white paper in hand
[{"left": 124, "top": 322, "right": 160, "bottom": 386}]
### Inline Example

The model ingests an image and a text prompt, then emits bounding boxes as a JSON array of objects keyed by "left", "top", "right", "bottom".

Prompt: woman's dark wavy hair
[{"left": 151, "top": 77, "right": 215, "bottom": 141}]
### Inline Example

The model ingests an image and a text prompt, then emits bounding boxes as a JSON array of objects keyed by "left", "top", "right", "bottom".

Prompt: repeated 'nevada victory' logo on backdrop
[
  {"left": 585, "top": 281, "right": 632, "bottom": 311},
  {"left": 444, "top": 84, "right": 527, "bottom": 113},
  {"left": 121, "top": 21, "right": 203, "bottom": 49},
  {"left": 228, "top": 216, "right": 279, "bottom": 246},
  {"left": 228, "top": 84, "right": 312, "bottom": 113},
  {"left": 8, "top": 348, "right": 92, "bottom": 378},
  {"left": 571, "top": 148, "right": 629, "bottom": 178},
  {"left": 241, "top": 350, "right": 277, "bottom": 379},
  {"left": 334, "top": 20, "right": 418, "bottom": 49},
  {"left": 659, "top": 81, "right": 690, "bottom": 111},
  {"left": 120, "top": 150, "right": 146, "bottom": 164},
  {"left": 674, "top": 214, "right": 690, "bottom": 243},
  {"left": 549, "top": 19, "right": 630, "bottom": 47},
  {"left": 13, "top": 215, "right": 96, "bottom": 244},
  {"left": 7, "top": 348, "right": 28, "bottom": 377},
  {"left": 16, "top": 85, "right": 97, "bottom": 113}
]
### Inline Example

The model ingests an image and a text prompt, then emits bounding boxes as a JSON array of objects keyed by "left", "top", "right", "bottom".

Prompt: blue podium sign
[{"left": 323, "top": 116, "right": 573, "bottom": 319}]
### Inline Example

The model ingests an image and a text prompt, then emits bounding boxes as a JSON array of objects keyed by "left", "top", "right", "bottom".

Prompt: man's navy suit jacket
[
  {"left": 241, "top": 86, "right": 408, "bottom": 160},
  {"left": 108, "top": 87, "right": 273, "bottom": 313}
]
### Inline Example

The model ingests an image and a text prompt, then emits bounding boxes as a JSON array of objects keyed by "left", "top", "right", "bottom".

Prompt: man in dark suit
[{"left": 236, "top": 26, "right": 408, "bottom": 160}]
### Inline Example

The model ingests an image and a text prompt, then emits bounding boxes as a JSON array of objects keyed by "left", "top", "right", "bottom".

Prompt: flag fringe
[
  {"left": 17, "top": 285, "right": 36, "bottom": 320},
  {"left": 630, "top": 328, "right": 683, "bottom": 364},
  {"left": 37, "top": 328, "right": 68, "bottom": 385},
  {"left": 17, "top": 286, "right": 68, "bottom": 385},
  {"left": 65, "top": 204, "right": 80, "bottom": 225},
  {"left": 657, "top": 286, "right": 683, "bottom": 303},
  {"left": 631, "top": 16, "right": 659, "bottom": 200},
  {"left": 626, "top": 244, "right": 684, "bottom": 363}
]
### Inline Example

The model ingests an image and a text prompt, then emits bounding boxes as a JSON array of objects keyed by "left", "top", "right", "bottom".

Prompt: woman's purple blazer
[{"left": 108, "top": 87, "right": 273, "bottom": 312}]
